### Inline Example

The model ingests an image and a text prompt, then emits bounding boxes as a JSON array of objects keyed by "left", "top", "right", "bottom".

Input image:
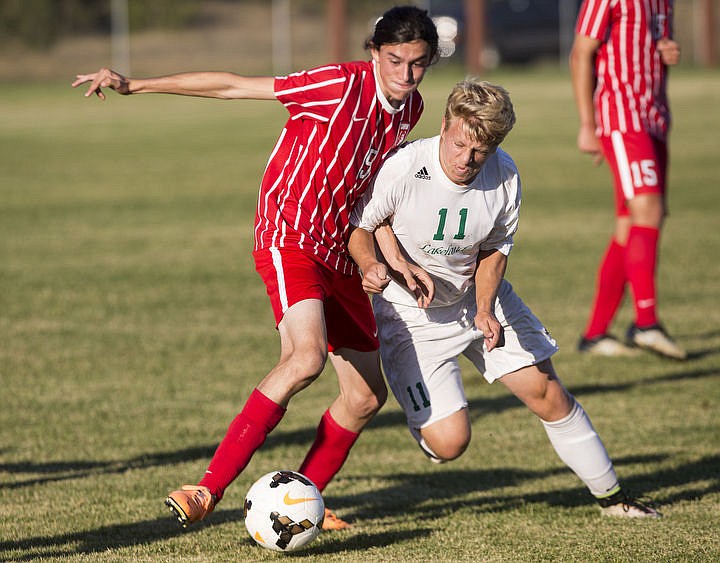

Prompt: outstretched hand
[{"left": 72, "top": 68, "right": 130, "bottom": 100}]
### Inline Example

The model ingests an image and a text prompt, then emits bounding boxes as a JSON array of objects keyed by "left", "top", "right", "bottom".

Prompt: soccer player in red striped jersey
[
  {"left": 73, "top": 6, "right": 438, "bottom": 529},
  {"left": 570, "top": 0, "right": 686, "bottom": 360}
]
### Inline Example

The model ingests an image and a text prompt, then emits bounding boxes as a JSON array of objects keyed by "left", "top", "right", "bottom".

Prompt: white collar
[{"left": 372, "top": 59, "right": 405, "bottom": 114}]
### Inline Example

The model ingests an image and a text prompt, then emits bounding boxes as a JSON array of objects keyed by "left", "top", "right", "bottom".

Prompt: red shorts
[
  {"left": 600, "top": 130, "right": 668, "bottom": 217},
  {"left": 253, "top": 248, "right": 379, "bottom": 353}
]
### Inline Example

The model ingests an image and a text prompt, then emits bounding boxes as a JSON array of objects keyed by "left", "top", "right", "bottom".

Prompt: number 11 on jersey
[
  {"left": 433, "top": 208, "right": 468, "bottom": 241},
  {"left": 407, "top": 381, "right": 431, "bottom": 412}
]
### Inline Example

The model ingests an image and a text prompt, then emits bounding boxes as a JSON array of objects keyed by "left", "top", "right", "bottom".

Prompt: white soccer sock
[
  {"left": 409, "top": 426, "right": 443, "bottom": 461},
  {"left": 541, "top": 400, "right": 620, "bottom": 497}
]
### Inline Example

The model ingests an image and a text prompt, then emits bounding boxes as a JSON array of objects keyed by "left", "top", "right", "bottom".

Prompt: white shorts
[{"left": 374, "top": 279, "right": 558, "bottom": 431}]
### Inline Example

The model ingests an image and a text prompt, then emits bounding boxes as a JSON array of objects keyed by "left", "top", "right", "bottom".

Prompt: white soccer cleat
[
  {"left": 578, "top": 334, "right": 639, "bottom": 357},
  {"left": 597, "top": 490, "right": 662, "bottom": 518},
  {"left": 626, "top": 323, "right": 687, "bottom": 360}
]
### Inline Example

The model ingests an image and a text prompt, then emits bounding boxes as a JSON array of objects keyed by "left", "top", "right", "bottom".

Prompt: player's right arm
[
  {"left": 72, "top": 68, "right": 276, "bottom": 101},
  {"left": 569, "top": 33, "right": 603, "bottom": 164},
  {"left": 347, "top": 225, "right": 391, "bottom": 295}
]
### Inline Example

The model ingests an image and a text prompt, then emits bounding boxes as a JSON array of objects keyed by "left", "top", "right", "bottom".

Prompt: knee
[
  {"left": 428, "top": 433, "right": 470, "bottom": 462},
  {"left": 630, "top": 194, "right": 664, "bottom": 227},
  {"left": 345, "top": 382, "right": 387, "bottom": 420},
  {"left": 535, "top": 389, "right": 574, "bottom": 422},
  {"left": 283, "top": 347, "right": 327, "bottom": 390},
  {"left": 520, "top": 361, "right": 573, "bottom": 421},
  {"left": 418, "top": 408, "right": 472, "bottom": 461},
  {"left": 422, "top": 423, "right": 471, "bottom": 462}
]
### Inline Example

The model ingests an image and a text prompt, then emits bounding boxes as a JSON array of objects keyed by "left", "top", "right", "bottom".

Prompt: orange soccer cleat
[
  {"left": 165, "top": 485, "right": 216, "bottom": 527},
  {"left": 321, "top": 507, "right": 352, "bottom": 530}
]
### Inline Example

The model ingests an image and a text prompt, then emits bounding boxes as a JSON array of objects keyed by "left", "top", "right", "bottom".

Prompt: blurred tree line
[
  {"left": 0, "top": 0, "right": 402, "bottom": 50},
  {"left": 0, "top": 0, "right": 203, "bottom": 49}
]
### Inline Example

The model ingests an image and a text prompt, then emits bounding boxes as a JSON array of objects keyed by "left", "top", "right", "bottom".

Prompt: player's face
[
  {"left": 371, "top": 40, "right": 431, "bottom": 108},
  {"left": 438, "top": 117, "right": 497, "bottom": 185}
]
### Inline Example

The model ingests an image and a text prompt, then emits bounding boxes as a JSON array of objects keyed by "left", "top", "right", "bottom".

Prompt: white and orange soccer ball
[{"left": 243, "top": 470, "right": 325, "bottom": 552}]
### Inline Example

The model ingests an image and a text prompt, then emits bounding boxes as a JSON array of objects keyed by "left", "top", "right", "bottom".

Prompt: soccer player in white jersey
[
  {"left": 73, "top": 6, "right": 438, "bottom": 529},
  {"left": 571, "top": 0, "right": 686, "bottom": 359},
  {"left": 348, "top": 79, "right": 660, "bottom": 518}
]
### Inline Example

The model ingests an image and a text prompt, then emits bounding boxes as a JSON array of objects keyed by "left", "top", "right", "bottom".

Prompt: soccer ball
[{"left": 244, "top": 470, "right": 325, "bottom": 552}]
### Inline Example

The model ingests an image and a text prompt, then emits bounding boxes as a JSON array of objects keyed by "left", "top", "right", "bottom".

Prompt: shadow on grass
[
  {"left": 0, "top": 505, "right": 431, "bottom": 560},
  {"left": 303, "top": 528, "right": 434, "bottom": 557},
  {"left": 0, "top": 445, "right": 218, "bottom": 490},
  {"left": 1, "top": 365, "right": 717, "bottom": 490},
  {"left": 0, "top": 512, "right": 190, "bottom": 560},
  {"left": 566, "top": 366, "right": 720, "bottom": 397},
  {"left": 0, "top": 396, "right": 517, "bottom": 489},
  {"left": 324, "top": 453, "right": 720, "bottom": 524},
  {"left": 1, "top": 454, "right": 717, "bottom": 558}
]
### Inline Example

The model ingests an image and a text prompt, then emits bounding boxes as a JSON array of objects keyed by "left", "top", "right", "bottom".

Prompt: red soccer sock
[
  {"left": 625, "top": 225, "right": 660, "bottom": 328},
  {"left": 298, "top": 410, "right": 360, "bottom": 492},
  {"left": 584, "top": 238, "right": 627, "bottom": 339},
  {"left": 198, "top": 389, "right": 285, "bottom": 501}
]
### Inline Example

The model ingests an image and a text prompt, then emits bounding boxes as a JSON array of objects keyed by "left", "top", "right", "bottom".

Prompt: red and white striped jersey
[
  {"left": 253, "top": 60, "right": 424, "bottom": 275},
  {"left": 576, "top": 0, "right": 673, "bottom": 139}
]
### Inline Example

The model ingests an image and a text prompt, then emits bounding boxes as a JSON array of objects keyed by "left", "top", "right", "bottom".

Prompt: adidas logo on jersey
[{"left": 414, "top": 166, "right": 431, "bottom": 180}]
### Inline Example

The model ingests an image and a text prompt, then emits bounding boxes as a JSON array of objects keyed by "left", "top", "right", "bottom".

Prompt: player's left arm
[{"left": 474, "top": 249, "right": 507, "bottom": 351}]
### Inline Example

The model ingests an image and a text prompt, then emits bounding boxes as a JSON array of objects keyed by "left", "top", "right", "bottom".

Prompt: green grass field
[{"left": 1, "top": 66, "right": 719, "bottom": 562}]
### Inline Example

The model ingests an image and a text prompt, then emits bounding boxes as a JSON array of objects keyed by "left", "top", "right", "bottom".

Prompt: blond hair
[{"left": 443, "top": 78, "right": 516, "bottom": 147}]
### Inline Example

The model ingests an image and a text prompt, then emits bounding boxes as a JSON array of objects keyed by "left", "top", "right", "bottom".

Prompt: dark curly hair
[{"left": 365, "top": 6, "right": 439, "bottom": 64}]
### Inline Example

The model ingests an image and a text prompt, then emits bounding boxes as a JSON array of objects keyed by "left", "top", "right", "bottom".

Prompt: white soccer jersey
[{"left": 351, "top": 136, "right": 521, "bottom": 307}]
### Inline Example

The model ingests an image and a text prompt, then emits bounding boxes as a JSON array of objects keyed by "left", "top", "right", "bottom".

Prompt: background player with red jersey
[
  {"left": 570, "top": 0, "right": 686, "bottom": 359},
  {"left": 73, "top": 6, "right": 438, "bottom": 529}
]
